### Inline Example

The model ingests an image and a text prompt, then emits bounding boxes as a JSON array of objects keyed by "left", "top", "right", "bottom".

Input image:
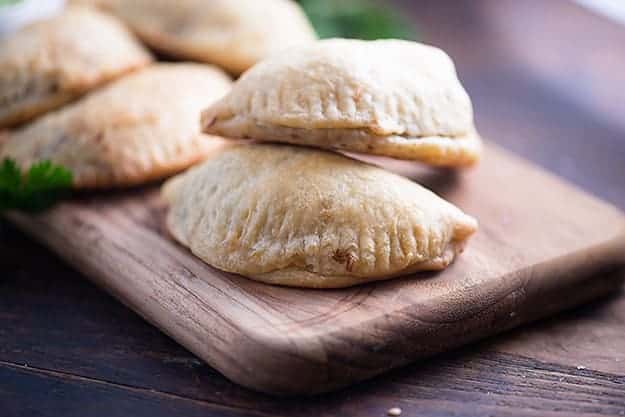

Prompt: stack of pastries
[{"left": 0, "top": 1, "right": 480, "bottom": 288}]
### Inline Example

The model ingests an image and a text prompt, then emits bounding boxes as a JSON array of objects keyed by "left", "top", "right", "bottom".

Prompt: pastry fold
[
  {"left": 202, "top": 39, "right": 482, "bottom": 166},
  {"left": 163, "top": 144, "right": 478, "bottom": 288}
]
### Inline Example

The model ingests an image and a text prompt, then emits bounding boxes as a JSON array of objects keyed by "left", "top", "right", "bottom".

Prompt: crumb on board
[{"left": 387, "top": 407, "right": 402, "bottom": 416}]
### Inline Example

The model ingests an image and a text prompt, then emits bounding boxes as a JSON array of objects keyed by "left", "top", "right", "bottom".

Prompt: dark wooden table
[{"left": 2, "top": 1, "right": 625, "bottom": 416}]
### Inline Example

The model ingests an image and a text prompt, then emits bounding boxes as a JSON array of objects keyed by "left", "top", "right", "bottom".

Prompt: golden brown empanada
[
  {"left": 202, "top": 39, "right": 482, "bottom": 166},
  {"left": 0, "top": 64, "right": 232, "bottom": 188},
  {"left": 79, "top": 0, "right": 317, "bottom": 75},
  {"left": 162, "top": 144, "right": 478, "bottom": 288},
  {"left": 0, "top": 6, "right": 152, "bottom": 128}
]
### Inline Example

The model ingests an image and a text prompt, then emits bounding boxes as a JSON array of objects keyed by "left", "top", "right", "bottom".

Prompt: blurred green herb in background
[
  {"left": 0, "top": 159, "right": 73, "bottom": 212},
  {"left": 299, "top": 0, "right": 416, "bottom": 40},
  {"left": 0, "top": 0, "right": 22, "bottom": 7}
]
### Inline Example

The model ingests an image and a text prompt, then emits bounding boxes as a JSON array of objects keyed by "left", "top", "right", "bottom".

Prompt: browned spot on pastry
[
  {"left": 332, "top": 249, "right": 358, "bottom": 272},
  {"left": 368, "top": 124, "right": 387, "bottom": 136},
  {"left": 203, "top": 115, "right": 216, "bottom": 128},
  {"left": 319, "top": 198, "right": 333, "bottom": 222}
]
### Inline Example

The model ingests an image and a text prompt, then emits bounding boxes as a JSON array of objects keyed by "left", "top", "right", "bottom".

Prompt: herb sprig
[
  {"left": 299, "top": 0, "right": 416, "bottom": 40},
  {"left": 0, "top": 0, "right": 23, "bottom": 7},
  {"left": 0, "top": 159, "right": 73, "bottom": 212}
]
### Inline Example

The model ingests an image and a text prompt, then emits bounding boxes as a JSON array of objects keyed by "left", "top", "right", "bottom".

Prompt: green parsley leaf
[
  {"left": 0, "top": 159, "right": 73, "bottom": 212},
  {"left": 0, "top": 0, "right": 22, "bottom": 7},
  {"left": 299, "top": 0, "right": 416, "bottom": 40}
]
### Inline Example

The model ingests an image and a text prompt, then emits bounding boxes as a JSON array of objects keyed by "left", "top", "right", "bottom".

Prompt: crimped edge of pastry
[
  {"left": 201, "top": 113, "right": 482, "bottom": 166},
  {"left": 0, "top": 91, "right": 76, "bottom": 129},
  {"left": 69, "top": 138, "right": 214, "bottom": 189},
  {"left": 0, "top": 60, "right": 151, "bottom": 128},
  {"left": 163, "top": 172, "right": 478, "bottom": 289},
  {"left": 247, "top": 238, "right": 471, "bottom": 289},
  {"left": 0, "top": 132, "right": 224, "bottom": 190},
  {"left": 164, "top": 214, "right": 473, "bottom": 288}
]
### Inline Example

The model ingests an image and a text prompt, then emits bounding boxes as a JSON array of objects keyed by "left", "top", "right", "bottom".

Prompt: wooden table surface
[{"left": 2, "top": 1, "right": 624, "bottom": 416}]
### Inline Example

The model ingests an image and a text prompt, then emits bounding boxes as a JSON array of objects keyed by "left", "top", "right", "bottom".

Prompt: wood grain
[
  {"left": 2, "top": 349, "right": 625, "bottom": 417},
  {"left": 3, "top": 0, "right": 625, "bottom": 413},
  {"left": 0, "top": 363, "right": 271, "bottom": 417},
  {"left": 6, "top": 143, "right": 625, "bottom": 395},
  {"left": 1, "top": 231, "right": 623, "bottom": 415}
]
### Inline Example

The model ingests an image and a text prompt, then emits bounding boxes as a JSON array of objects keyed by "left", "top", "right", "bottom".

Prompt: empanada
[
  {"left": 0, "top": 6, "right": 152, "bottom": 128},
  {"left": 162, "top": 144, "right": 478, "bottom": 288},
  {"left": 79, "top": 0, "right": 317, "bottom": 75},
  {"left": 202, "top": 39, "right": 482, "bottom": 166},
  {"left": 0, "top": 64, "right": 232, "bottom": 188}
]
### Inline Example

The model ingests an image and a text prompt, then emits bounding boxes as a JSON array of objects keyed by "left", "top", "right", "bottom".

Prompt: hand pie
[
  {"left": 202, "top": 39, "right": 482, "bottom": 166},
  {"left": 83, "top": 0, "right": 317, "bottom": 75},
  {"left": 162, "top": 144, "right": 478, "bottom": 288},
  {"left": 0, "top": 6, "right": 152, "bottom": 128},
  {"left": 0, "top": 64, "right": 232, "bottom": 189}
]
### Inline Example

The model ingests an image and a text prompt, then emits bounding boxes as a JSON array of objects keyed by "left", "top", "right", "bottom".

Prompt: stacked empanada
[
  {"left": 163, "top": 38, "right": 482, "bottom": 288},
  {"left": 202, "top": 39, "right": 482, "bottom": 166},
  {"left": 163, "top": 144, "right": 478, "bottom": 288}
]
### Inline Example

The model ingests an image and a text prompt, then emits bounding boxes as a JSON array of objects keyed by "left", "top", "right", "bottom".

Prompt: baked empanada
[
  {"left": 81, "top": 0, "right": 317, "bottom": 75},
  {"left": 162, "top": 144, "right": 478, "bottom": 288},
  {"left": 0, "top": 64, "right": 232, "bottom": 188},
  {"left": 202, "top": 39, "right": 482, "bottom": 166},
  {"left": 0, "top": 6, "right": 152, "bottom": 128}
]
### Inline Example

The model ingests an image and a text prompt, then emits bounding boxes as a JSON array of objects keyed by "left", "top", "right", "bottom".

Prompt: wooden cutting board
[{"left": 7, "top": 143, "right": 625, "bottom": 396}]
